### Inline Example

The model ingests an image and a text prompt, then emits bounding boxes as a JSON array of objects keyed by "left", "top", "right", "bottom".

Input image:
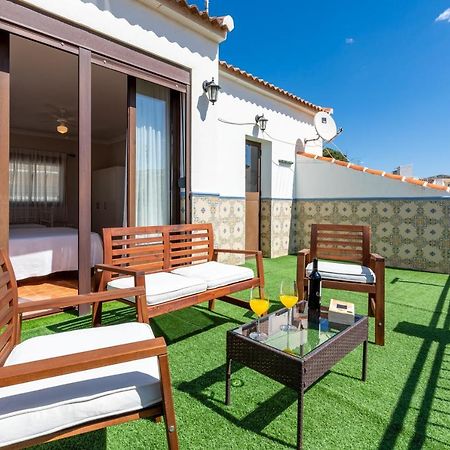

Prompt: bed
[{"left": 9, "top": 226, "right": 103, "bottom": 281}]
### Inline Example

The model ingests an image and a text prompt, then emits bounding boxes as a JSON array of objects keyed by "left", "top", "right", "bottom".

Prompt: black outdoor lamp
[
  {"left": 203, "top": 77, "right": 221, "bottom": 105},
  {"left": 255, "top": 114, "right": 268, "bottom": 131}
]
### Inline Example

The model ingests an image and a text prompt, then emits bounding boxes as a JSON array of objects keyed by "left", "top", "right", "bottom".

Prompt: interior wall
[{"left": 91, "top": 140, "right": 126, "bottom": 234}]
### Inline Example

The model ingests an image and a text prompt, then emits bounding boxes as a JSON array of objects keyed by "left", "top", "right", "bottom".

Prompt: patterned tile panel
[
  {"left": 260, "top": 199, "right": 295, "bottom": 258},
  {"left": 293, "top": 199, "right": 450, "bottom": 274},
  {"left": 192, "top": 195, "right": 245, "bottom": 265}
]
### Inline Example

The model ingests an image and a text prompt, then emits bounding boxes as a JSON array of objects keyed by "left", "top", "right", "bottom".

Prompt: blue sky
[{"left": 194, "top": 1, "right": 450, "bottom": 177}]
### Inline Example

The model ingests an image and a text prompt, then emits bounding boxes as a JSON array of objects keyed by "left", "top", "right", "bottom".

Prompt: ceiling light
[{"left": 56, "top": 119, "right": 69, "bottom": 135}]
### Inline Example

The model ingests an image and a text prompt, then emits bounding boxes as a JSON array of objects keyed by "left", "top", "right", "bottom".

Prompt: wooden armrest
[
  {"left": 298, "top": 249, "right": 310, "bottom": 256},
  {"left": 0, "top": 337, "right": 166, "bottom": 388},
  {"left": 17, "top": 287, "right": 146, "bottom": 313},
  {"left": 370, "top": 253, "right": 385, "bottom": 262},
  {"left": 214, "top": 248, "right": 259, "bottom": 256},
  {"left": 95, "top": 264, "right": 146, "bottom": 277}
]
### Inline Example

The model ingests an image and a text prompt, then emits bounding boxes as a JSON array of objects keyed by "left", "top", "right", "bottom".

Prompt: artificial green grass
[{"left": 22, "top": 256, "right": 450, "bottom": 450}]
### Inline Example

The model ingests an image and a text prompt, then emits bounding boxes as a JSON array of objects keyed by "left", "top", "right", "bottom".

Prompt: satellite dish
[{"left": 314, "top": 111, "right": 338, "bottom": 141}]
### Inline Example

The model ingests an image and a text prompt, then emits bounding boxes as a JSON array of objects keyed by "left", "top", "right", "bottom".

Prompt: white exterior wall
[
  {"left": 216, "top": 71, "right": 321, "bottom": 199},
  {"left": 18, "top": 0, "right": 327, "bottom": 201},
  {"left": 20, "top": 0, "right": 223, "bottom": 195},
  {"left": 295, "top": 156, "right": 449, "bottom": 198}
]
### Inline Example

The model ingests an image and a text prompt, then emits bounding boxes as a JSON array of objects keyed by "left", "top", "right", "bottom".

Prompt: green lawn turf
[{"left": 22, "top": 256, "right": 450, "bottom": 450}]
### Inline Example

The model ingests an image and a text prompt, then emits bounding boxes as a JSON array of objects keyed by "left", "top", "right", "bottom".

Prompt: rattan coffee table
[{"left": 225, "top": 306, "right": 368, "bottom": 449}]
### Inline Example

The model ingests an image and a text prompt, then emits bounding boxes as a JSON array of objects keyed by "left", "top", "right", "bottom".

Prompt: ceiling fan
[{"left": 38, "top": 104, "right": 77, "bottom": 135}]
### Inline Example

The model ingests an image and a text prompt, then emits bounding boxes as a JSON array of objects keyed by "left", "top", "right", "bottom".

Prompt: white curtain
[
  {"left": 136, "top": 80, "right": 170, "bottom": 226},
  {"left": 9, "top": 148, "right": 67, "bottom": 225}
]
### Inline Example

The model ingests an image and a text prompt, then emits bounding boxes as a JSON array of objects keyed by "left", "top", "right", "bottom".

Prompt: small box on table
[{"left": 328, "top": 299, "right": 355, "bottom": 325}]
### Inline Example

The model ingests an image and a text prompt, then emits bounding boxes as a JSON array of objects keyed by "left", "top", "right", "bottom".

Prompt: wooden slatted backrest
[
  {"left": 102, "top": 224, "right": 214, "bottom": 278},
  {"left": 0, "top": 249, "right": 19, "bottom": 366},
  {"left": 167, "top": 224, "right": 213, "bottom": 268},
  {"left": 310, "top": 224, "right": 371, "bottom": 266},
  {"left": 103, "top": 226, "right": 166, "bottom": 282}
]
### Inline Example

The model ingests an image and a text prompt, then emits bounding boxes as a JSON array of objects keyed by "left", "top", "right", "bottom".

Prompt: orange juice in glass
[
  {"left": 249, "top": 288, "right": 269, "bottom": 341},
  {"left": 250, "top": 298, "right": 270, "bottom": 317},
  {"left": 280, "top": 280, "right": 298, "bottom": 332}
]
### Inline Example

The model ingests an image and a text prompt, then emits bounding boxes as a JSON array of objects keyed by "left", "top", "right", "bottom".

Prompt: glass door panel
[{"left": 136, "top": 79, "right": 170, "bottom": 226}]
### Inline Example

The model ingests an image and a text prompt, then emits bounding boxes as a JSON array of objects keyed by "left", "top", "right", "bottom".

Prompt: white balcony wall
[
  {"left": 216, "top": 70, "right": 319, "bottom": 199},
  {"left": 295, "top": 156, "right": 449, "bottom": 198}
]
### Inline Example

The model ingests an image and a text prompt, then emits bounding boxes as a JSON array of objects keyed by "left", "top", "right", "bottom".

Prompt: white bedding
[{"left": 9, "top": 227, "right": 103, "bottom": 280}]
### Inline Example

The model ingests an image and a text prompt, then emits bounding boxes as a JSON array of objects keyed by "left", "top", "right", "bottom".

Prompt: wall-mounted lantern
[
  {"left": 255, "top": 114, "right": 268, "bottom": 131},
  {"left": 203, "top": 77, "right": 221, "bottom": 105}
]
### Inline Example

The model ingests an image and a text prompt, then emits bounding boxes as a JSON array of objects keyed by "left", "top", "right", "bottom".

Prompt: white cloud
[
  {"left": 345, "top": 37, "right": 355, "bottom": 44},
  {"left": 435, "top": 8, "right": 450, "bottom": 22}
]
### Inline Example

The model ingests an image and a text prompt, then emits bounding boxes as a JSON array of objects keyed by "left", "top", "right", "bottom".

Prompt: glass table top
[{"left": 231, "top": 306, "right": 363, "bottom": 359}]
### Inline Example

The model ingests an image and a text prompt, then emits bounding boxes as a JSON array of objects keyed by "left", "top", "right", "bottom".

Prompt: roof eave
[
  {"left": 138, "top": 0, "right": 230, "bottom": 43},
  {"left": 219, "top": 61, "right": 329, "bottom": 115}
]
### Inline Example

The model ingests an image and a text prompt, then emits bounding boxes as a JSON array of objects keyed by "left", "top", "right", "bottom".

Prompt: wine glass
[
  {"left": 279, "top": 279, "right": 298, "bottom": 332},
  {"left": 249, "top": 287, "right": 269, "bottom": 342}
]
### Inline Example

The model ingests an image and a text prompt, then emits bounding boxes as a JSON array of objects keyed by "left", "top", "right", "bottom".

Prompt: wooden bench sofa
[{"left": 94, "top": 224, "right": 264, "bottom": 325}]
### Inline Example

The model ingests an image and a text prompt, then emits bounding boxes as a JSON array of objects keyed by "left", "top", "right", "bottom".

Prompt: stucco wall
[
  {"left": 295, "top": 156, "right": 447, "bottom": 199},
  {"left": 216, "top": 72, "right": 320, "bottom": 199}
]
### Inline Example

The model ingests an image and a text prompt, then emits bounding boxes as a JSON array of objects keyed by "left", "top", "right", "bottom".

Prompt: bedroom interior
[{"left": 9, "top": 35, "right": 127, "bottom": 313}]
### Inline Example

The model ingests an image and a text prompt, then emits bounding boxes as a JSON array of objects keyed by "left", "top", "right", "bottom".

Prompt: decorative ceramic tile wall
[
  {"left": 194, "top": 196, "right": 449, "bottom": 273},
  {"left": 260, "top": 199, "right": 272, "bottom": 257},
  {"left": 294, "top": 199, "right": 450, "bottom": 274},
  {"left": 192, "top": 195, "right": 245, "bottom": 264},
  {"left": 260, "top": 199, "right": 294, "bottom": 258}
]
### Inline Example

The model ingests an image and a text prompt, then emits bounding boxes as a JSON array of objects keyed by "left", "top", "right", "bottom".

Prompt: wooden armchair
[
  {"left": 0, "top": 249, "right": 178, "bottom": 449},
  {"left": 297, "top": 224, "right": 385, "bottom": 346}
]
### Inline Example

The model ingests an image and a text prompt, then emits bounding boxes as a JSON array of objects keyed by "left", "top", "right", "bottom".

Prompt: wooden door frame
[
  {"left": 78, "top": 47, "right": 91, "bottom": 304},
  {"left": 127, "top": 80, "right": 191, "bottom": 227},
  {"left": 126, "top": 76, "right": 137, "bottom": 227},
  {"left": 0, "top": 1, "right": 192, "bottom": 299},
  {"left": 245, "top": 139, "right": 262, "bottom": 252},
  {"left": 0, "top": 30, "right": 9, "bottom": 251}
]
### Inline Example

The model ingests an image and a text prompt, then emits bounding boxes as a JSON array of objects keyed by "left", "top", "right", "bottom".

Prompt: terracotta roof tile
[
  {"left": 219, "top": 61, "right": 328, "bottom": 113},
  {"left": 297, "top": 151, "right": 450, "bottom": 193},
  {"left": 164, "top": 1, "right": 231, "bottom": 32},
  {"left": 383, "top": 173, "right": 404, "bottom": 181}
]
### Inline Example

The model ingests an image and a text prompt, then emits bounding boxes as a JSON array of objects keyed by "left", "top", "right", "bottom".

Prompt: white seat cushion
[
  {"left": 171, "top": 261, "right": 254, "bottom": 289},
  {"left": 107, "top": 271, "right": 207, "bottom": 305},
  {"left": 306, "top": 260, "right": 376, "bottom": 284},
  {"left": 0, "top": 323, "right": 161, "bottom": 447}
]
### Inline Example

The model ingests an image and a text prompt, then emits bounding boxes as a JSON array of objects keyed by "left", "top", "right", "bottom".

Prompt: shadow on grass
[
  {"left": 390, "top": 277, "right": 446, "bottom": 288},
  {"left": 177, "top": 363, "right": 297, "bottom": 449},
  {"left": 48, "top": 303, "right": 244, "bottom": 346},
  {"left": 47, "top": 306, "right": 137, "bottom": 333},
  {"left": 379, "top": 275, "right": 450, "bottom": 450},
  {"left": 150, "top": 306, "right": 243, "bottom": 345},
  {"left": 30, "top": 429, "right": 106, "bottom": 450}
]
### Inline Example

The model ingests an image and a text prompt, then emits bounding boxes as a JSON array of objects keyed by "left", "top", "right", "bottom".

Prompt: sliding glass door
[{"left": 135, "top": 80, "right": 171, "bottom": 226}]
